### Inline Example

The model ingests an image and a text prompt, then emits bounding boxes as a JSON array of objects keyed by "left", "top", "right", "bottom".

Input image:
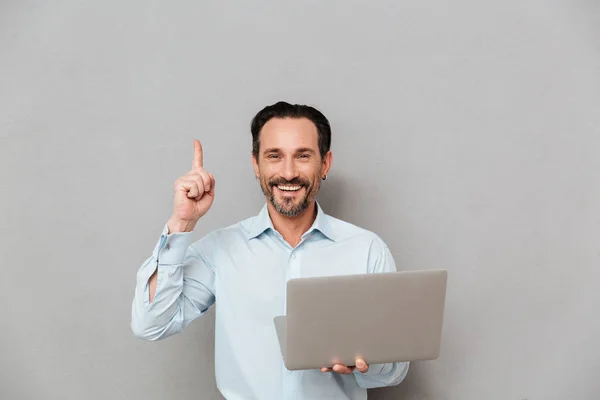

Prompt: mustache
[{"left": 269, "top": 177, "right": 310, "bottom": 187}]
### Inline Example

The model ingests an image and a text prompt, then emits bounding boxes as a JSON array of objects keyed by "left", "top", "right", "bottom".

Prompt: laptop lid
[{"left": 274, "top": 269, "right": 447, "bottom": 370}]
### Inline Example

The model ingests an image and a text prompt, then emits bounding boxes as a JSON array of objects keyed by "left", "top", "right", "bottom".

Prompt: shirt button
[
  {"left": 165, "top": 243, "right": 170, "bottom": 250},
  {"left": 291, "top": 253, "right": 296, "bottom": 259}
]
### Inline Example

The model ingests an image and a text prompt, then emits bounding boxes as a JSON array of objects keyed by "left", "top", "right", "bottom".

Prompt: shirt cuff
[{"left": 152, "top": 222, "right": 195, "bottom": 265}]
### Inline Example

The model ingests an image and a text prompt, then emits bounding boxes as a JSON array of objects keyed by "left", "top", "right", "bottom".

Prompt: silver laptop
[{"left": 273, "top": 269, "right": 447, "bottom": 371}]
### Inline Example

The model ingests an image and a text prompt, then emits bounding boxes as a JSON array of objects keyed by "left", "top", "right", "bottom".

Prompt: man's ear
[
  {"left": 251, "top": 154, "right": 260, "bottom": 178},
  {"left": 321, "top": 151, "right": 332, "bottom": 178}
]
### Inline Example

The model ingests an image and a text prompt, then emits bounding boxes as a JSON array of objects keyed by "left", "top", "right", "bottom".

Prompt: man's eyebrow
[
  {"left": 262, "top": 148, "right": 281, "bottom": 153},
  {"left": 295, "top": 148, "right": 316, "bottom": 154},
  {"left": 262, "top": 147, "right": 316, "bottom": 154}
]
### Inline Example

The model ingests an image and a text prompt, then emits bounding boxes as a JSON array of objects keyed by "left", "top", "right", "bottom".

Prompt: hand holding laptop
[{"left": 320, "top": 358, "right": 369, "bottom": 374}]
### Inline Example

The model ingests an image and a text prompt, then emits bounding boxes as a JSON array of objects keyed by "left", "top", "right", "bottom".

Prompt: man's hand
[
  {"left": 320, "top": 359, "right": 369, "bottom": 374},
  {"left": 168, "top": 139, "right": 216, "bottom": 233}
]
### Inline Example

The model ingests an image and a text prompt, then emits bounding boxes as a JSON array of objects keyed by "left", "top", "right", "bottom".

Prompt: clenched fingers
[
  {"left": 176, "top": 178, "right": 203, "bottom": 199},
  {"left": 188, "top": 169, "right": 212, "bottom": 193}
]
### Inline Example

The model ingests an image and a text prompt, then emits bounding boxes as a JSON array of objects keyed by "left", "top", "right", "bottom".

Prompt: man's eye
[
  {"left": 299, "top": 154, "right": 310, "bottom": 158},
  {"left": 267, "top": 154, "right": 279, "bottom": 159}
]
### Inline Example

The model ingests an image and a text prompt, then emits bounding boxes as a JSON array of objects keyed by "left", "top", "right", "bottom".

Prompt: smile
[{"left": 276, "top": 185, "right": 302, "bottom": 192}]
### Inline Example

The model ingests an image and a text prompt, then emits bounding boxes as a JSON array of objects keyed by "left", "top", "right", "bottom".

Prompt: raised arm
[{"left": 130, "top": 139, "right": 217, "bottom": 341}]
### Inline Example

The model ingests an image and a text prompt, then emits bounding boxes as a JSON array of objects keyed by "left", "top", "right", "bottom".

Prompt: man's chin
[{"left": 271, "top": 198, "right": 309, "bottom": 217}]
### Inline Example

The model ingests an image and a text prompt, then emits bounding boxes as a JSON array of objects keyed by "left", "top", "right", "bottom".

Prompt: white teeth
[{"left": 277, "top": 185, "right": 301, "bottom": 191}]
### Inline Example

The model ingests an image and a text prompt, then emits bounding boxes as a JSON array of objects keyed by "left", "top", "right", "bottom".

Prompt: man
[{"left": 131, "top": 101, "right": 409, "bottom": 399}]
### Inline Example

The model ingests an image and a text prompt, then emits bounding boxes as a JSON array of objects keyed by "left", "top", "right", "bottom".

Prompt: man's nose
[{"left": 281, "top": 158, "right": 298, "bottom": 181}]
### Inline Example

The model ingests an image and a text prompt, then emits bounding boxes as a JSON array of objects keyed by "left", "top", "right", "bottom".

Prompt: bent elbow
[
  {"left": 130, "top": 315, "right": 160, "bottom": 341},
  {"left": 388, "top": 361, "right": 410, "bottom": 386},
  {"left": 356, "top": 361, "right": 410, "bottom": 389},
  {"left": 130, "top": 305, "right": 170, "bottom": 341},
  {"left": 131, "top": 317, "right": 178, "bottom": 341},
  {"left": 130, "top": 321, "right": 152, "bottom": 341}
]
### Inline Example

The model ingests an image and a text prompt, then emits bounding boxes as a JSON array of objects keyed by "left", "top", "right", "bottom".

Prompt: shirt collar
[{"left": 246, "top": 201, "right": 337, "bottom": 242}]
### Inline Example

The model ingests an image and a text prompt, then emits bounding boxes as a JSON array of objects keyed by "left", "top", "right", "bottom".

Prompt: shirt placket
[{"left": 279, "top": 234, "right": 312, "bottom": 398}]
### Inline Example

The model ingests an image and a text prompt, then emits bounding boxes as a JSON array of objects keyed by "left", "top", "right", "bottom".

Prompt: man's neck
[{"left": 267, "top": 201, "right": 317, "bottom": 248}]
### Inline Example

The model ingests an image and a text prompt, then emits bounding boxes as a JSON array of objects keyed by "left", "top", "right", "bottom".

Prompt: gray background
[{"left": 1, "top": 1, "right": 599, "bottom": 399}]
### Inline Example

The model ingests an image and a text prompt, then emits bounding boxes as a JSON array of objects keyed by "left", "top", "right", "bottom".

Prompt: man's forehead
[{"left": 260, "top": 117, "right": 318, "bottom": 144}]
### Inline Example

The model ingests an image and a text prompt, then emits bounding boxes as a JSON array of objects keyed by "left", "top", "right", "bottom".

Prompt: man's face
[{"left": 252, "top": 117, "right": 331, "bottom": 217}]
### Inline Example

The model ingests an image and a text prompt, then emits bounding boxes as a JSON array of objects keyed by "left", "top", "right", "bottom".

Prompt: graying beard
[{"left": 270, "top": 194, "right": 310, "bottom": 217}]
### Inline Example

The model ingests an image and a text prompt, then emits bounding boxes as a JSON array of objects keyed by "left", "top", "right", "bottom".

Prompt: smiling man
[{"left": 131, "top": 101, "right": 409, "bottom": 399}]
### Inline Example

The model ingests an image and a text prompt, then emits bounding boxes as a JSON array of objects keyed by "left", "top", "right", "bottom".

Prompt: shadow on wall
[
  {"left": 369, "top": 362, "right": 430, "bottom": 400},
  {"left": 316, "top": 174, "right": 356, "bottom": 220},
  {"left": 316, "top": 173, "right": 388, "bottom": 234}
]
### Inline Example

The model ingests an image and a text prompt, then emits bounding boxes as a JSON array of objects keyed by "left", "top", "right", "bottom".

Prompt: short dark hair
[{"left": 250, "top": 101, "right": 331, "bottom": 159}]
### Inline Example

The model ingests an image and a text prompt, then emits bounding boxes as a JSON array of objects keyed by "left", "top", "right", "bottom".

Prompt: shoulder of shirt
[{"left": 321, "top": 212, "right": 390, "bottom": 248}]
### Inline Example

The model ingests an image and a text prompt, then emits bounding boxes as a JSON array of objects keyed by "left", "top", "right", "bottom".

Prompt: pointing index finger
[{"left": 193, "top": 139, "right": 203, "bottom": 168}]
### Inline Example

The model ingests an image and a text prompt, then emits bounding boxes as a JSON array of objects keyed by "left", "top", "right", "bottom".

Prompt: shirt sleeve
[
  {"left": 130, "top": 222, "right": 216, "bottom": 341},
  {"left": 354, "top": 236, "right": 410, "bottom": 388}
]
